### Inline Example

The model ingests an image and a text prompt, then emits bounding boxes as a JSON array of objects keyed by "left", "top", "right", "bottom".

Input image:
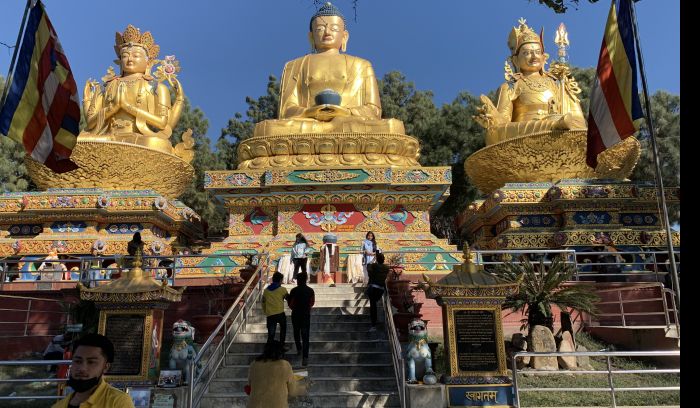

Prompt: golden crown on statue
[
  {"left": 508, "top": 18, "right": 543, "bottom": 55},
  {"left": 114, "top": 24, "right": 160, "bottom": 59}
]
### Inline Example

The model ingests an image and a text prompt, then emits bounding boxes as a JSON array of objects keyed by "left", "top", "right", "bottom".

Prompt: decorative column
[{"left": 424, "top": 248, "right": 521, "bottom": 407}]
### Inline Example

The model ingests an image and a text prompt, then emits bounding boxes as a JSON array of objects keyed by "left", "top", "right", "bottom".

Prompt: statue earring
[{"left": 341, "top": 40, "right": 347, "bottom": 53}]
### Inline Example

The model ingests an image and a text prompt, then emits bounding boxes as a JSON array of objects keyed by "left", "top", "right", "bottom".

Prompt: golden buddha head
[
  {"left": 308, "top": 2, "right": 349, "bottom": 53},
  {"left": 114, "top": 25, "right": 160, "bottom": 75},
  {"left": 508, "top": 18, "right": 548, "bottom": 73}
]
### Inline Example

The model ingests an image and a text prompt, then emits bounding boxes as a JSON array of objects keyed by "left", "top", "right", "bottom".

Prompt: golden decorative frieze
[
  {"left": 223, "top": 193, "right": 438, "bottom": 207},
  {"left": 296, "top": 169, "right": 360, "bottom": 183},
  {"left": 236, "top": 133, "right": 421, "bottom": 169}
]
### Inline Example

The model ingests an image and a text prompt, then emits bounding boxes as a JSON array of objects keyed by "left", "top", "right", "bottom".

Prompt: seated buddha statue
[
  {"left": 253, "top": 2, "right": 404, "bottom": 137},
  {"left": 82, "top": 25, "right": 186, "bottom": 154},
  {"left": 474, "top": 18, "right": 586, "bottom": 146}
]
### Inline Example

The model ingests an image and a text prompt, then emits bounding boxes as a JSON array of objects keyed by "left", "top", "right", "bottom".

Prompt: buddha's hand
[
  {"left": 474, "top": 94, "right": 505, "bottom": 129},
  {"left": 303, "top": 104, "right": 351, "bottom": 121}
]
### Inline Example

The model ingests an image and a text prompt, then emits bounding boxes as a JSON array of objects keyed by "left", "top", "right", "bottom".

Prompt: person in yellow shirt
[
  {"left": 262, "top": 272, "right": 289, "bottom": 345},
  {"left": 246, "top": 340, "right": 307, "bottom": 408},
  {"left": 52, "top": 333, "right": 134, "bottom": 408}
]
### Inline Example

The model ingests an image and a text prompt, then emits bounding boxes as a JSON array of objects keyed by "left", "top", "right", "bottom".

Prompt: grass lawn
[
  {"left": 430, "top": 332, "right": 679, "bottom": 407},
  {"left": 515, "top": 333, "right": 679, "bottom": 407}
]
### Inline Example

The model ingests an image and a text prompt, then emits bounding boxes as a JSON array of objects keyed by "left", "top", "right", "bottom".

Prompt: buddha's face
[
  {"left": 310, "top": 15, "right": 348, "bottom": 52},
  {"left": 514, "top": 42, "right": 544, "bottom": 74},
  {"left": 120, "top": 45, "right": 149, "bottom": 75}
]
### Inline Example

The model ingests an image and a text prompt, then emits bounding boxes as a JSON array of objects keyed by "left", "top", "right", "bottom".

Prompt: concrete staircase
[{"left": 199, "top": 283, "right": 400, "bottom": 408}]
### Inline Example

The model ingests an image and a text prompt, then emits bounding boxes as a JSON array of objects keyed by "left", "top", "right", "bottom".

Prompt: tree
[
  {"left": 378, "top": 72, "right": 487, "bottom": 242},
  {"left": 422, "top": 91, "right": 487, "bottom": 242},
  {"left": 171, "top": 97, "right": 228, "bottom": 236},
  {"left": 0, "top": 76, "right": 36, "bottom": 193},
  {"left": 632, "top": 91, "right": 680, "bottom": 223},
  {"left": 218, "top": 75, "right": 280, "bottom": 169},
  {"left": 533, "top": 0, "right": 600, "bottom": 13},
  {"left": 490, "top": 256, "right": 599, "bottom": 335}
]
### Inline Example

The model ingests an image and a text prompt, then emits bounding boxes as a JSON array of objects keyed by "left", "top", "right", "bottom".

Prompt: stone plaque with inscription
[
  {"left": 453, "top": 309, "right": 498, "bottom": 372},
  {"left": 105, "top": 314, "right": 145, "bottom": 375}
]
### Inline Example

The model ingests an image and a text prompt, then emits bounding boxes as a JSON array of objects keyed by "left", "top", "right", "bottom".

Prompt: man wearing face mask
[{"left": 53, "top": 333, "right": 134, "bottom": 408}]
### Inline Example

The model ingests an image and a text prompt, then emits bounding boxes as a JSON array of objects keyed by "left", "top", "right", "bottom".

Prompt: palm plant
[{"left": 489, "top": 255, "right": 599, "bottom": 335}]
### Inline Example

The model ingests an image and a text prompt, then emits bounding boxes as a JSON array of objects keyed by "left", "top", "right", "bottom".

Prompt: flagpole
[
  {"left": 0, "top": 0, "right": 32, "bottom": 112},
  {"left": 629, "top": 0, "right": 680, "bottom": 312}
]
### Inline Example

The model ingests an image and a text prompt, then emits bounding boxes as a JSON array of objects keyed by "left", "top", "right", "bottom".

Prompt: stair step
[
  {"left": 247, "top": 313, "right": 382, "bottom": 324},
  {"left": 252, "top": 306, "right": 377, "bottom": 315},
  {"left": 216, "top": 363, "right": 395, "bottom": 379},
  {"left": 234, "top": 330, "right": 385, "bottom": 342},
  {"left": 225, "top": 340, "right": 390, "bottom": 353},
  {"left": 244, "top": 322, "right": 383, "bottom": 332},
  {"left": 207, "top": 376, "right": 397, "bottom": 393},
  {"left": 200, "top": 391, "right": 400, "bottom": 408},
  {"left": 225, "top": 351, "right": 392, "bottom": 365}
]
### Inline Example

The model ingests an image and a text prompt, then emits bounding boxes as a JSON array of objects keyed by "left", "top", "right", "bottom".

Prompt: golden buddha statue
[
  {"left": 464, "top": 19, "right": 640, "bottom": 194},
  {"left": 25, "top": 25, "right": 195, "bottom": 198},
  {"left": 475, "top": 18, "right": 586, "bottom": 146},
  {"left": 238, "top": 2, "right": 419, "bottom": 169}
]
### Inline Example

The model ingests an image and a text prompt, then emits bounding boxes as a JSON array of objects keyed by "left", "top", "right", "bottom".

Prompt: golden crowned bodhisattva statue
[
  {"left": 465, "top": 19, "right": 640, "bottom": 193},
  {"left": 237, "top": 2, "right": 420, "bottom": 169},
  {"left": 25, "top": 25, "right": 195, "bottom": 198}
]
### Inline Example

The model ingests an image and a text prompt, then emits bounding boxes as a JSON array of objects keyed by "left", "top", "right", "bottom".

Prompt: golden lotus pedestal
[
  {"left": 203, "top": 165, "right": 458, "bottom": 278},
  {"left": 458, "top": 179, "right": 680, "bottom": 251},
  {"left": 25, "top": 137, "right": 195, "bottom": 199},
  {"left": 236, "top": 132, "right": 421, "bottom": 169},
  {"left": 465, "top": 130, "right": 641, "bottom": 195}
]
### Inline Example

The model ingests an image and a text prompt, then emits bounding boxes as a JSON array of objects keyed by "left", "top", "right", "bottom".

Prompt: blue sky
[{"left": 0, "top": 0, "right": 679, "bottom": 141}]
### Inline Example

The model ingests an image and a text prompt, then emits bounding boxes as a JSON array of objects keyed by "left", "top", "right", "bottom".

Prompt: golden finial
[
  {"left": 554, "top": 23, "right": 570, "bottom": 63},
  {"left": 114, "top": 24, "right": 160, "bottom": 60}
]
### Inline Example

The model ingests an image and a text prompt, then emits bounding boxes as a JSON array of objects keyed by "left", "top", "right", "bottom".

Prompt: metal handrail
[
  {"left": 0, "top": 359, "right": 71, "bottom": 401},
  {"left": 1, "top": 249, "right": 679, "bottom": 288},
  {"left": 663, "top": 287, "right": 680, "bottom": 338},
  {"left": 511, "top": 350, "right": 680, "bottom": 408},
  {"left": 383, "top": 289, "right": 406, "bottom": 408},
  {"left": 187, "top": 252, "right": 271, "bottom": 408},
  {"left": 0, "top": 294, "right": 70, "bottom": 337},
  {"left": 588, "top": 283, "right": 680, "bottom": 335}
]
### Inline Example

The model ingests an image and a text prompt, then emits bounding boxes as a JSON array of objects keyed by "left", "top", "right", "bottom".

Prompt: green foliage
[
  {"left": 172, "top": 97, "right": 228, "bottom": 236},
  {"left": 534, "top": 0, "right": 600, "bottom": 13},
  {"left": 378, "top": 72, "right": 487, "bottom": 241},
  {"left": 218, "top": 75, "right": 280, "bottom": 169},
  {"left": 0, "top": 76, "right": 36, "bottom": 193},
  {"left": 490, "top": 256, "right": 599, "bottom": 334}
]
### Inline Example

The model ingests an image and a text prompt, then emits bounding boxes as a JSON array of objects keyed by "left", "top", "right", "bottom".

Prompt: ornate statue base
[
  {"left": 79, "top": 253, "right": 184, "bottom": 384},
  {"left": 199, "top": 165, "right": 458, "bottom": 279},
  {"left": 458, "top": 179, "right": 680, "bottom": 251},
  {"left": 0, "top": 188, "right": 202, "bottom": 281},
  {"left": 237, "top": 132, "right": 421, "bottom": 169},
  {"left": 465, "top": 130, "right": 641, "bottom": 194},
  {"left": 423, "top": 253, "right": 520, "bottom": 407},
  {"left": 25, "top": 136, "right": 195, "bottom": 199}
]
